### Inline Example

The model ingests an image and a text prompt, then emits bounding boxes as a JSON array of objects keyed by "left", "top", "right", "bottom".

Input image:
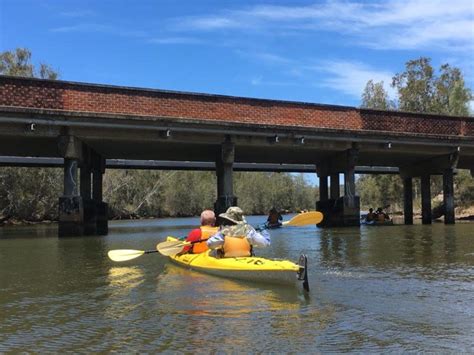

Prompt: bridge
[{"left": 1, "top": 75, "right": 473, "bottom": 235}]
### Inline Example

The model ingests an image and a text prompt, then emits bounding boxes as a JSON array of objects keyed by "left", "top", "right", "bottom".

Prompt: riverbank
[{"left": 2, "top": 208, "right": 473, "bottom": 227}]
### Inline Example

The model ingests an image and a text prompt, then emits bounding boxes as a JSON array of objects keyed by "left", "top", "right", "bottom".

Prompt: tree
[
  {"left": 392, "top": 57, "right": 471, "bottom": 115},
  {"left": 0, "top": 48, "right": 58, "bottom": 79},
  {"left": 361, "top": 80, "right": 394, "bottom": 110}
]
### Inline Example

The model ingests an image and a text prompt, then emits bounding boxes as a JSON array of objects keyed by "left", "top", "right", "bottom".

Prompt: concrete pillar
[
  {"left": 443, "top": 168, "right": 455, "bottom": 224},
  {"left": 403, "top": 176, "right": 413, "bottom": 225},
  {"left": 92, "top": 151, "right": 108, "bottom": 235},
  {"left": 319, "top": 175, "right": 328, "bottom": 201},
  {"left": 58, "top": 135, "right": 84, "bottom": 237},
  {"left": 344, "top": 168, "right": 355, "bottom": 199},
  {"left": 421, "top": 174, "right": 432, "bottom": 224},
  {"left": 330, "top": 174, "right": 340, "bottom": 199},
  {"left": 80, "top": 147, "right": 98, "bottom": 235},
  {"left": 215, "top": 139, "right": 237, "bottom": 216}
]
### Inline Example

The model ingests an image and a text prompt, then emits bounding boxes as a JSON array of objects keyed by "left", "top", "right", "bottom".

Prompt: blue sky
[{"left": 1, "top": 0, "right": 473, "bottom": 185}]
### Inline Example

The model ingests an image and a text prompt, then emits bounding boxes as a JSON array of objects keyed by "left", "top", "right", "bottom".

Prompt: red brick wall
[{"left": 0, "top": 76, "right": 471, "bottom": 137}]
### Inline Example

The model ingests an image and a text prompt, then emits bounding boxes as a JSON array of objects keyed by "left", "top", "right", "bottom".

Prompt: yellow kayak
[{"left": 165, "top": 237, "right": 307, "bottom": 287}]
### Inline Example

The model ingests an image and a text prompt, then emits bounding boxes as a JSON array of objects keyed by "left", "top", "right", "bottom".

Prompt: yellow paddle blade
[
  {"left": 282, "top": 211, "right": 323, "bottom": 226},
  {"left": 108, "top": 249, "right": 145, "bottom": 262},
  {"left": 156, "top": 240, "right": 191, "bottom": 256}
]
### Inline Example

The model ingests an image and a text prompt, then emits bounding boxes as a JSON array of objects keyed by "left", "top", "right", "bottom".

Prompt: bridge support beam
[
  {"left": 92, "top": 151, "right": 108, "bottom": 235},
  {"left": 80, "top": 147, "right": 96, "bottom": 235},
  {"left": 215, "top": 139, "right": 237, "bottom": 216},
  {"left": 58, "top": 135, "right": 84, "bottom": 237},
  {"left": 421, "top": 175, "right": 432, "bottom": 224},
  {"left": 403, "top": 176, "right": 413, "bottom": 225},
  {"left": 319, "top": 175, "right": 328, "bottom": 201},
  {"left": 443, "top": 168, "right": 455, "bottom": 224},
  {"left": 316, "top": 146, "right": 360, "bottom": 227},
  {"left": 330, "top": 174, "right": 340, "bottom": 200}
]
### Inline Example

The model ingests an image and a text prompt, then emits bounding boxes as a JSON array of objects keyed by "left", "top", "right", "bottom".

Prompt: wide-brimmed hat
[{"left": 219, "top": 206, "right": 246, "bottom": 224}]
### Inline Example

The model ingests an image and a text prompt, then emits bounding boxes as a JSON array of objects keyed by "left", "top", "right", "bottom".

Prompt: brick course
[{"left": 0, "top": 76, "right": 471, "bottom": 137}]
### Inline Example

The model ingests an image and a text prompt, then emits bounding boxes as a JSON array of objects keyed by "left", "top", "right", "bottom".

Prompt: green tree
[
  {"left": 361, "top": 80, "right": 394, "bottom": 110},
  {"left": 392, "top": 57, "right": 471, "bottom": 115},
  {"left": 0, "top": 48, "right": 58, "bottom": 79}
]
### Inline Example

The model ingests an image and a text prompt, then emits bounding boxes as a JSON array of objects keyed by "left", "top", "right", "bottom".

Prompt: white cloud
[
  {"left": 306, "top": 60, "right": 396, "bottom": 98},
  {"left": 50, "top": 23, "right": 147, "bottom": 38},
  {"left": 171, "top": 0, "right": 474, "bottom": 52}
]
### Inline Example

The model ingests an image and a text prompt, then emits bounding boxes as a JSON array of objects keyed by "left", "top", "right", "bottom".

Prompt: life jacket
[
  {"left": 268, "top": 213, "right": 280, "bottom": 225},
  {"left": 192, "top": 226, "right": 218, "bottom": 254},
  {"left": 223, "top": 235, "right": 251, "bottom": 257}
]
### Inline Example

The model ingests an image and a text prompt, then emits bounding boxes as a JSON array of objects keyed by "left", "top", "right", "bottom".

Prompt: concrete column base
[
  {"left": 316, "top": 196, "right": 360, "bottom": 227},
  {"left": 83, "top": 199, "right": 97, "bottom": 235},
  {"left": 214, "top": 196, "right": 238, "bottom": 216},
  {"left": 58, "top": 196, "right": 84, "bottom": 237},
  {"left": 96, "top": 201, "right": 108, "bottom": 236}
]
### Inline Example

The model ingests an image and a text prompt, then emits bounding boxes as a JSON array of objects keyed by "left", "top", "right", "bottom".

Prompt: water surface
[{"left": 1, "top": 217, "right": 473, "bottom": 352}]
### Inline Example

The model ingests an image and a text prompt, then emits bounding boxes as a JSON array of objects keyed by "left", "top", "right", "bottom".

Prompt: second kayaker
[
  {"left": 207, "top": 206, "right": 271, "bottom": 258},
  {"left": 182, "top": 209, "right": 218, "bottom": 254}
]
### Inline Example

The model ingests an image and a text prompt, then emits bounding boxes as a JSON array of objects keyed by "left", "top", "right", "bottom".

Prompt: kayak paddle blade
[
  {"left": 156, "top": 239, "right": 191, "bottom": 256},
  {"left": 108, "top": 249, "right": 145, "bottom": 262},
  {"left": 282, "top": 211, "right": 323, "bottom": 226}
]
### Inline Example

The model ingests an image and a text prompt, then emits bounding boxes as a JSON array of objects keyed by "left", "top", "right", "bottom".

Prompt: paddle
[
  {"left": 107, "top": 239, "right": 198, "bottom": 261},
  {"left": 282, "top": 211, "right": 323, "bottom": 226},
  {"left": 108, "top": 211, "right": 324, "bottom": 261},
  {"left": 108, "top": 249, "right": 159, "bottom": 262}
]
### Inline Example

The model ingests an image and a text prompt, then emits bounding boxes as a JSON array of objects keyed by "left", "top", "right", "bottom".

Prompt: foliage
[
  {"left": 455, "top": 170, "right": 474, "bottom": 207},
  {"left": 361, "top": 80, "right": 394, "bottom": 110},
  {"left": 0, "top": 48, "right": 58, "bottom": 79},
  {"left": 0, "top": 167, "right": 62, "bottom": 221},
  {"left": 0, "top": 168, "right": 317, "bottom": 221},
  {"left": 392, "top": 57, "right": 471, "bottom": 115}
]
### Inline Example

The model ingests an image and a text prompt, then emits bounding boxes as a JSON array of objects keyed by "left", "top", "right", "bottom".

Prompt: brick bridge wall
[{"left": 1, "top": 76, "right": 472, "bottom": 137}]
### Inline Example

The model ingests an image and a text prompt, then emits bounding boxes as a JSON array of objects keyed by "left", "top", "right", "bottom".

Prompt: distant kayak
[
  {"left": 165, "top": 236, "right": 304, "bottom": 286},
  {"left": 362, "top": 219, "right": 394, "bottom": 226},
  {"left": 264, "top": 222, "right": 282, "bottom": 229}
]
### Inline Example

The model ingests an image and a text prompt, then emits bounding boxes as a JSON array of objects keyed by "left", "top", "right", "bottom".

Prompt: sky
[{"left": 1, "top": 0, "right": 473, "bottom": 185}]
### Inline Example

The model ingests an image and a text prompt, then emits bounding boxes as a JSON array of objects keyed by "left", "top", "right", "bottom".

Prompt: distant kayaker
[
  {"left": 207, "top": 206, "right": 270, "bottom": 258},
  {"left": 375, "top": 207, "right": 390, "bottom": 222},
  {"left": 266, "top": 207, "right": 283, "bottom": 228},
  {"left": 366, "top": 208, "right": 376, "bottom": 222},
  {"left": 182, "top": 210, "right": 218, "bottom": 254}
]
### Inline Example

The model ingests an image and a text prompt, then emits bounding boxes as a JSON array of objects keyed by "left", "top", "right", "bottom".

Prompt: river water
[{"left": 0, "top": 216, "right": 473, "bottom": 352}]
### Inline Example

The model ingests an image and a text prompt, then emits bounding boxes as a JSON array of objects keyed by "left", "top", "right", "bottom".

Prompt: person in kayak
[
  {"left": 375, "top": 207, "right": 390, "bottom": 222},
  {"left": 365, "top": 208, "right": 376, "bottom": 222},
  {"left": 207, "top": 206, "right": 270, "bottom": 258},
  {"left": 266, "top": 207, "right": 283, "bottom": 228},
  {"left": 182, "top": 209, "right": 218, "bottom": 254}
]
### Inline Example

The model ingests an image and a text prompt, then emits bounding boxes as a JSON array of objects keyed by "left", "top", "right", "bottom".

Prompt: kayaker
[
  {"left": 375, "top": 207, "right": 390, "bottom": 222},
  {"left": 182, "top": 210, "right": 218, "bottom": 254},
  {"left": 366, "top": 208, "right": 375, "bottom": 222},
  {"left": 266, "top": 207, "right": 283, "bottom": 228},
  {"left": 207, "top": 206, "right": 270, "bottom": 258}
]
